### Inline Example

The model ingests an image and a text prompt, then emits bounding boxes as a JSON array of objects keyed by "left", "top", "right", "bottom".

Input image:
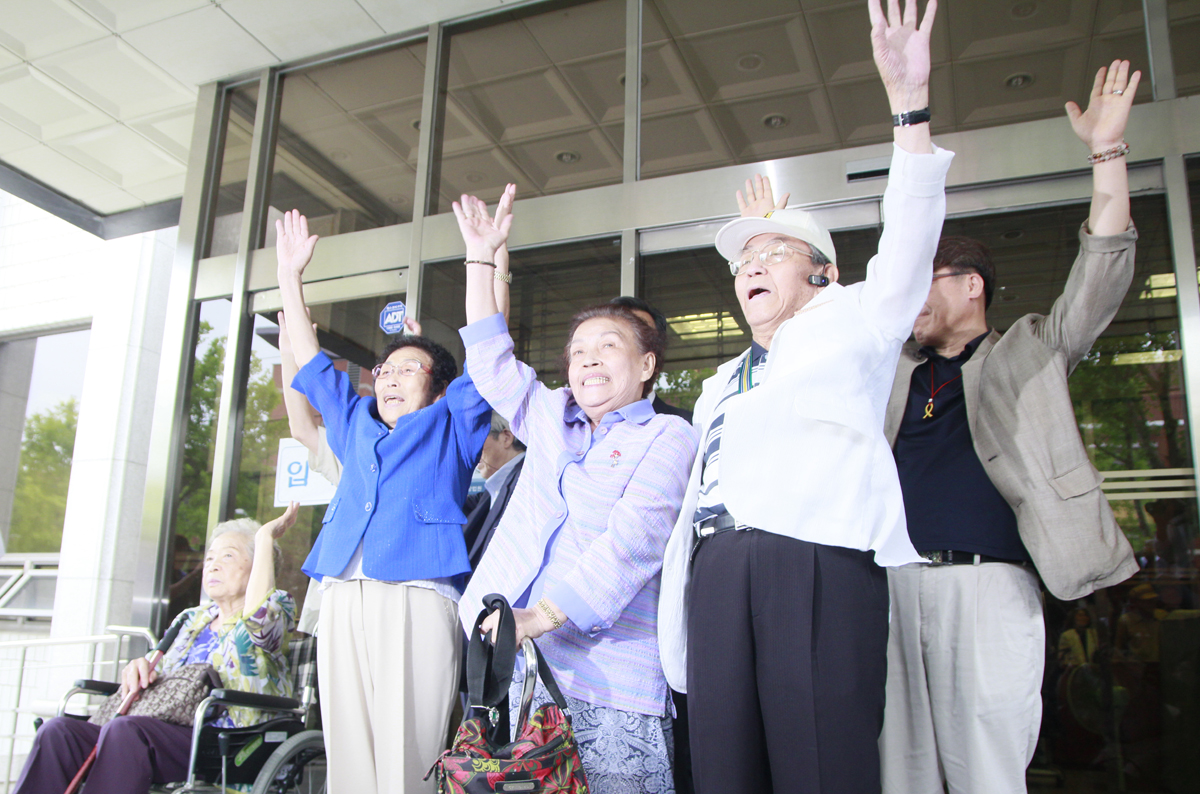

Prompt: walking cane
[{"left": 63, "top": 617, "right": 186, "bottom": 794}]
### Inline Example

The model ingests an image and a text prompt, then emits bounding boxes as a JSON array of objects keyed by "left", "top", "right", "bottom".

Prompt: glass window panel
[
  {"left": 261, "top": 43, "right": 428, "bottom": 246},
  {"left": 4, "top": 328, "right": 90, "bottom": 554},
  {"left": 207, "top": 83, "right": 259, "bottom": 258},
  {"left": 432, "top": 0, "right": 625, "bottom": 214},
  {"left": 421, "top": 237, "right": 622, "bottom": 380},
  {"left": 640, "top": 0, "right": 1150, "bottom": 179},
  {"left": 1172, "top": 9, "right": 1200, "bottom": 97},
  {"left": 167, "top": 299, "right": 230, "bottom": 618}
]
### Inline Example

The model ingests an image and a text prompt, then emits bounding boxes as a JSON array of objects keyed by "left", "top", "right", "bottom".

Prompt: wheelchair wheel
[{"left": 249, "top": 730, "right": 325, "bottom": 794}]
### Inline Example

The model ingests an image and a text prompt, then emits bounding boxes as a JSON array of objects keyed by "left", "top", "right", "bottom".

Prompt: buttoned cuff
[
  {"left": 888, "top": 142, "right": 955, "bottom": 198},
  {"left": 1078, "top": 220, "right": 1138, "bottom": 252},
  {"left": 546, "top": 581, "right": 607, "bottom": 637},
  {"left": 460, "top": 312, "right": 508, "bottom": 348}
]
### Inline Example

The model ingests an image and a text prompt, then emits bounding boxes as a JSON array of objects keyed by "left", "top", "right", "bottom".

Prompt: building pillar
[{"left": 0, "top": 339, "right": 35, "bottom": 554}]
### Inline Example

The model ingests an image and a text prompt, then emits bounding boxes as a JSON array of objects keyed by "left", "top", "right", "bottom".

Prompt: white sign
[{"left": 274, "top": 438, "right": 338, "bottom": 507}]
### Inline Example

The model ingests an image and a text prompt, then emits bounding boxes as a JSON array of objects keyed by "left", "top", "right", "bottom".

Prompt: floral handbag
[
  {"left": 426, "top": 593, "right": 588, "bottom": 793},
  {"left": 89, "top": 662, "right": 222, "bottom": 727}
]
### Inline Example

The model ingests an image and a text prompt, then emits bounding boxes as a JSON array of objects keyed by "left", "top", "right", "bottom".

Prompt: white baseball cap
[{"left": 714, "top": 208, "right": 837, "bottom": 269}]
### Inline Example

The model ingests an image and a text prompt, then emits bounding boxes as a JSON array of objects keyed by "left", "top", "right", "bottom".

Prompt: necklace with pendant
[{"left": 924, "top": 362, "right": 962, "bottom": 419}]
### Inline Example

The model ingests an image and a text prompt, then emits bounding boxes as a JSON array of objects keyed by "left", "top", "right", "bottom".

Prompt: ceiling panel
[
  {"left": 354, "top": 0, "right": 504, "bottom": 35},
  {"left": 36, "top": 37, "right": 195, "bottom": 122},
  {"left": 522, "top": 0, "right": 626, "bottom": 63},
  {"left": 952, "top": 43, "right": 1089, "bottom": 127},
  {"left": 640, "top": 43, "right": 706, "bottom": 115},
  {"left": 447, "top": 19, "right": 550, "bottom": 89},
  {"left": 0, "top": 119, "right": 40, "bottom": 157},
  {"left": 440, "top": 96, "right": 497, "bottom": 156},
  {"left": 76, "top": 185, "right": 144, "bottom": 213},
  {"left": 640, "top": 108, "right": 732, "bottom": 176},
  {"left": 650, "top": 0, "right": 801, "bottom": 38},
  {"left": 438, "top": 147, "right": 534, "bottom": 204},
  {"left": 453, "top": 70, "right": 595, "bottom": 143},
  {"left": 945, "top": 0, "right": 1095, "bottom": 61},
  {"left": 130, "top": 105, "right": 194, "bottom": 161},
  {"left": 828, "top": 65, "right": 956, "bottom": 143},
  {"left": 678, "top": 15, "right": 822, "bottom": 102},
  {"left": 708, "top": 86, "right": 837, "bottom": 160},
  {"left": 0, "top": 49, "right": 22, "bottom": 71},
  {"left": 122, "top": 5, "right": 277, "bottom": 86},
  {"left": 53, "top": 123, "right": 185, "bottom": 188},
  {"left": 0, "top": 0, "right": 109, "bottom": 61},
  {"left": 276, "top": 76, "right": 347, "bottom": 136},
  {"left": 1086, "top": 31, "right": 1152, "bottom": 94},
  {"left": 4, "top": 144, "right": 121, "bottom": 200},
  {"left": 505, "top": 128, "right": 622, "bottom": 192},
  {"left": 806, "top": 4, "right": 883, "bottom": 83},
  {"left": 356, "top": 98, "right": 425, "bottom": 165},
  {"left": 1095, "top": 0, "right": 1146, "bottom": 33},
  {"left": 300, "top": 46, "right": 427, "bottom": 112},
  {"left": 290, "top": 119, "right": 404, "bottom": 175},
  {"left": 123, "top": 171, "right": 187, "bottom": 203},
  {"left": 0, "top": 65, "right": 112, "bottom": 140},
  {"left": 69, "top": 0, "right": 210, "bottom": 33},
  {"left": 1171, "top": 16, "right": 1200, "bottom": 96},
  {"left": 222, "top": 0, "right": 386, "bottom": 62},
  {"left": 560, "top": 53, "right": 626, "bottom": 124}
]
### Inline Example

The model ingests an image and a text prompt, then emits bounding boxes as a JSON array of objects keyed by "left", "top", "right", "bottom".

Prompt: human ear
[{"left": 639, "top": 352, "right": 656, "bottom": 383}]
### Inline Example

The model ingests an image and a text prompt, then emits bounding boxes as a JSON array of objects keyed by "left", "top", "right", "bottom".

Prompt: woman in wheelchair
[{"left": 14, "top": 505, "right": 300, "bottom": 794}]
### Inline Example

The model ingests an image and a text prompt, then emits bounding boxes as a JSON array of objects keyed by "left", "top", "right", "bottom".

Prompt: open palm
[
  {"left": 868, "top": 0, "right": 936, "bottom": 101},
  {"left": 452, "top": 185, "right": 514, "bottom": 259}
]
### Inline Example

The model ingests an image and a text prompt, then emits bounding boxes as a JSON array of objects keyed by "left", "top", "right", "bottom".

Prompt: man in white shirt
[
  {"left": 657, "top": 1, "right": 952, "bottom": 790},
  {"left": 462, "top": 412, "right": 525, "bottom": 574}
]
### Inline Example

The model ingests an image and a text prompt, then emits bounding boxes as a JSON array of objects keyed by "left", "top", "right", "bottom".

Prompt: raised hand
[
  {"left": 737, "top": 174, "right": 789, "bottom": 218},
  {"left": 1066, "top": 60, "right": 1140, "bottom": 152},
  {"left": 260, "top": 501, "right": 299, "bottom": 541},
  {"left": 403, "top": 316, "right": 423, "bottom": 337},
  {"left": 452, "top": 184, "right": 515, "bottom": 261},
  {"left": 868, "top": 0, "right": 937, "bottom": 111},
  {"left": 276, "top": 210, "right": 319, "bottom": 278}
]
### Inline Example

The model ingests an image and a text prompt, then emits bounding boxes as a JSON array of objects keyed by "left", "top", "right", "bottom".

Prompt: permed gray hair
[{"left": 210, "top": 517, "right": 282, "bottom": 569}]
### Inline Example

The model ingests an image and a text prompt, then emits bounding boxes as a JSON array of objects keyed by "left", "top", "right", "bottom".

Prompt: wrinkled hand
[
  {"left": 452, "top": 184, "right": 515, "bottom": 261},
  {"left": 122, "top": 657, "right": 157, "bottom": 697},
  {"left": 737, "top": 174, "right": 789, "bottom": 218},
  {"left": 479, "top": 605, "right": 557, "bottom": 646},
  {"left": 260, "top": 501, "right": 299, "bottom": 541},
  {"left": 868, "top": 0, "right": 937, "bottom": 111},
  {"left": 403, "top": 316, "right": 423, "bottom": 337},
  {"left": 1066, "top": 60, "right": 1140, "bottom": 152},
  {"left": 275, "top": 210, "right": 319, "bottom": 278}
]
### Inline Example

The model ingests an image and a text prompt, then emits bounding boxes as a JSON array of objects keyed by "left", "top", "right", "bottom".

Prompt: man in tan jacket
[{"left": 878, "top": 61, "right": 1141, "bottom": 793}]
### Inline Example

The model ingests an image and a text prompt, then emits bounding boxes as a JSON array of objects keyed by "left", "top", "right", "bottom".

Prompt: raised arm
[
  {"left": 244, "top": 502, "right": 298, "bottom": 612},
  {"left": 1066, "top": 60, "right": 1139, "bottom": 236},
  {"left": 869, "top": 0, "right": 935, "bottom": 155},
  {"left": 456, "top": 184, "right": 515, "bottom": 326},
  {"left": 277, "top": 311, "right": 320, "bottom": 454},
  {"left": 276, "top": 210, "right": 321, "bottom": 367}
]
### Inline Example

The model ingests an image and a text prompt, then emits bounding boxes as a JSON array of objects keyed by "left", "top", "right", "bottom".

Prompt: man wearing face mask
[
  {"left": 658, "top": 1, "right": 954, "bottom": 790},
  {"left": 878, "top": 61, "right": 1141, "bottom": 794},
  {"left": 276, "top": 209, "right": 493, "bottom": 794}
]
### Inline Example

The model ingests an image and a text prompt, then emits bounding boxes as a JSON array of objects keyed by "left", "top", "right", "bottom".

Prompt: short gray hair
[
  {"left": 488, "top": 412, "right": 525, "bottom": 451},
  {"left": 810, "top": 247, "right": 831, "bottom": 267},
  {"left": 210, "top": 518, "right": 282, "bottom": 568}
]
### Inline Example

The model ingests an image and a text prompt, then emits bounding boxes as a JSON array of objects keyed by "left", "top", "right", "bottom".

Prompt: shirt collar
[
  {"left": 918, "top": 330, "right": 990, "bottom": 364},
  {"left": 484, "top": 452, "right": 525, "bottom": 500},
  {"left": 565, "top": 395, "right": 657, "bottom": 426},
  {"left": 749, "top": 340, "right": 769, "bottom": 365}
]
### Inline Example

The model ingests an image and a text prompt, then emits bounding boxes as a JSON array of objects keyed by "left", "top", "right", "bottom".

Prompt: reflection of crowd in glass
[{"left": 14, "top": 0, "right": 1176, "bottom": 792}]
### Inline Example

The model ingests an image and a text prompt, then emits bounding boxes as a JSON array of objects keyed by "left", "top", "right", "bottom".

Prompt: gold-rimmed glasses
[{"left": 729, "top": 242, "right": 813, "bottom": 276}]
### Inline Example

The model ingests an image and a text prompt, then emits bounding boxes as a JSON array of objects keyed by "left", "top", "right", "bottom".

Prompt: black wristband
[{"left": 892, "top": 107, "right": 931, "bottom": 127}]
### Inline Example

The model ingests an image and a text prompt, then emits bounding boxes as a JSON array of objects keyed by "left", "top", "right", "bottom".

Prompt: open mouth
[
  {"left": 382, "top": 394, "right": 404, "bottom": 405},
  {"left": 582, "top": 376, "right": 610, "bottom": 387},
  {"left": 748, "top": 287, "right": 771, "bottom": 301}
]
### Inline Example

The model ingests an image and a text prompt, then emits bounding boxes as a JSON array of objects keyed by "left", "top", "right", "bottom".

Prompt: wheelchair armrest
[
  {"left": 73, "top": 680, "right": 120, "bottom": 696},
  {"left": 209, "top": 689, "right": 302, "bottom": 712}
]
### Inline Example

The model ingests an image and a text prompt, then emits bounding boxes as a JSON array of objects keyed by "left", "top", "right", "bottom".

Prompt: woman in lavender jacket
[{"left": 453, "top": 185, "right": 698, "bottom": 793}]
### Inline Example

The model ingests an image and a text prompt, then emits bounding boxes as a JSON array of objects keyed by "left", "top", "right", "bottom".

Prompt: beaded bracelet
[
  {"left": 536, "top": 598, "right": 563, "bottom": 630},
  {"left": 464, "top": 259, "right": 495, "bottom": 267},
  {"left": 494, "top": 271, "right": 512, "bottom": 284},
  {"left": 1088, "top": 142, "right": 1129, "bottom": 165}
]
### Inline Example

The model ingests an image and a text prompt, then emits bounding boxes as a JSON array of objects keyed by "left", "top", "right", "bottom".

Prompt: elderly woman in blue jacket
[{"left": 275, "top": 211, "right": 493, "bottom": 794}]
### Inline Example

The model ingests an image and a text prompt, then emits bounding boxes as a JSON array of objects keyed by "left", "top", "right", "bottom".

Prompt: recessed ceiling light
[
  {"left": 618, "top": 73, "right": 650, "bottom": 87},
  {"left": 1011, "top": 2, "right": 1037, "bottom": 19},
  {"left": 762, "top": 114, "right": 789, "bottom": 129},
  {"left": 1005, "top": 73, "right": 1035, "bottom": 90},
  {"left": 737, "top": 53, "right": 765, "bottom": 72},
  {"left": 387, "top": 195, "right": 404, "bottom": 205},
  {"left": 556, "top": 150, "right": 582, "bottom": 164},
  {"left": 330, "top": 149, "right": 350, "bottom": 161},
  {"left": 465, "top": 172, "right": 485, "bottom": 184},
  {"left": 1001, "top": 229, "right": 1023, "bottom": 240},
  {"left": 411, "top": 118, "right": 421, "bottom": 130}
]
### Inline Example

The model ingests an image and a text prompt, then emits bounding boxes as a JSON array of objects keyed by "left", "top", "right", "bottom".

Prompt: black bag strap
[{"left": 465, "top": 593, "right": 517, "bottom": 709}]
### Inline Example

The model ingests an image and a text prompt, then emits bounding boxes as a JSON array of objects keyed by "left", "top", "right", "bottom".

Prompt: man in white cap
[{"left": 658, "top": 0, "right": 952, "bottom": 789}]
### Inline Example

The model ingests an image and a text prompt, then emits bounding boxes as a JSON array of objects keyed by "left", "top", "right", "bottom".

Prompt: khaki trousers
[
  {"left": 317, "top": 580, "right": 461, "bottom": 794},
  {"left": 879, "top": 562, "right": 1044, "bottom": 794}
]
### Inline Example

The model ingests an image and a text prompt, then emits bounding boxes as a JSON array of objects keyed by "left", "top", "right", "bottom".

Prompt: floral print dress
[{"left": 159, "top": 589, "right": 296, "bottom": 728}]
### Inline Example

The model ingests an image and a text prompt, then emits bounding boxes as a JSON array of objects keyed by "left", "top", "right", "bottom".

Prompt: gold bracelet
[
  {"left": 536, "top": 598, "right": 563, "bottom": 630},
  {"left": 1087, "top": 141, "right": 1129, "bottom": 165},
  {"left": 494, "top": 271, "right": 512, "bottom": 284}
]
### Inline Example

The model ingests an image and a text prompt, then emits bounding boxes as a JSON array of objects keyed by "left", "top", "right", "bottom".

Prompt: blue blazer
[{"left": 292, "top": 353, "right": 491, "bottom": 582}]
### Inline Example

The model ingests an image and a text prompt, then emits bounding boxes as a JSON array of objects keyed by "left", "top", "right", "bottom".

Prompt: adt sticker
[{"left": 379, "top": 301, "right": 407, "bottom": 334}]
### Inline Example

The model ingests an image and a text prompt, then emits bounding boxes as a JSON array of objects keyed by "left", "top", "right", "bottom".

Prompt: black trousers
[{"left": 687, "top": 529, "right": 889, "bottom": 794}]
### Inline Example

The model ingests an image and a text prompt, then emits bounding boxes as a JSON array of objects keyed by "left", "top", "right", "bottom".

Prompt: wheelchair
[{"left": 52, "top": 634, "right": 325, "bottom": 794}]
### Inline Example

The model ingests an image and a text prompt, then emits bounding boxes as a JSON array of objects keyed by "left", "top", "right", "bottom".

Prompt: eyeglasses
[
  {"left": 931, "top": 271, "right": 973, "bottom": 281},
  {"left": 729, "top": 242, "right": 813, "bottom": 276},
  {"left": 371, "top": 359, "right": 431, "bottom": 379}
]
